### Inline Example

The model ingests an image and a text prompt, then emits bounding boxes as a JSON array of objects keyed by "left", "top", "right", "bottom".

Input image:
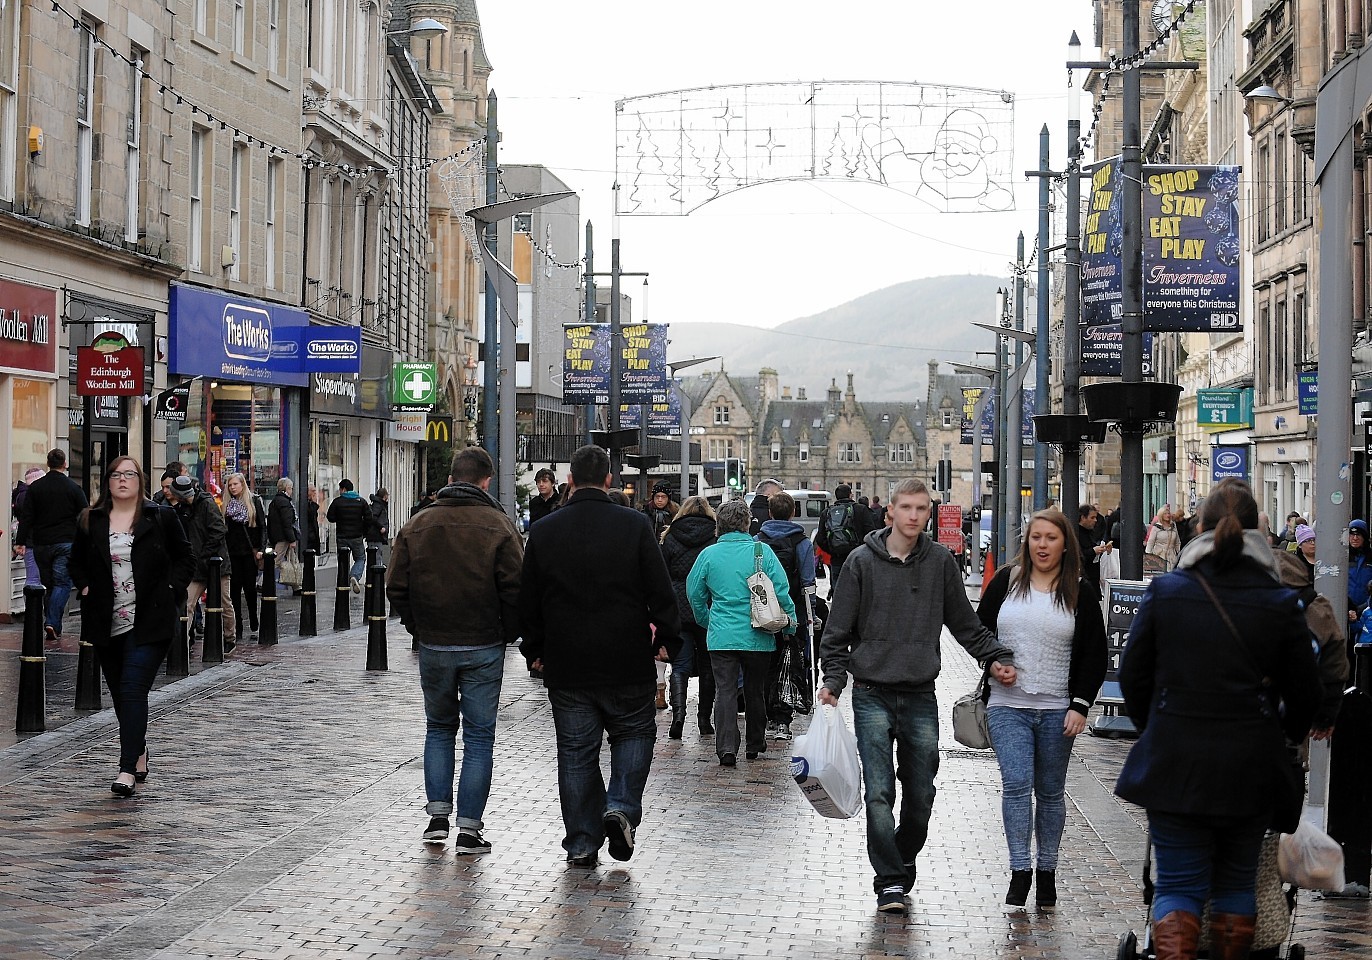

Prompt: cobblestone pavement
[{"left": 1, "top": 594, "right": 1369, "bottom": 958}]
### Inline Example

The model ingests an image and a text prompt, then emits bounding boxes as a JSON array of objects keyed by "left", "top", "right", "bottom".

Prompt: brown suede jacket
[{"left": 386, "top": 482, "right": 523, "bottom": 646}]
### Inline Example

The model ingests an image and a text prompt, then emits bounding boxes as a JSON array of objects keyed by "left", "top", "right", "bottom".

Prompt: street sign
[
  {"left": 1092, "top": 579, "right": 1147, "bottom": 738},
  {"left": 1298, "top": 368, "right": 1318, "bottom": 416},
  {"left": 1196, "top": 388, "right": 1251, "bottom": 428},
  {"left": 937, "top": 504, "right": 963, "bottom": 554},
  {"left": 76, "top": 333, "right": 145, "bottom": 396},
  {"left": 153, "top": 384, "right": 191, "bottom": 421},
  {"left": 424, "top": 416, "right": 453, "bottom": 443},
  {"left": 1211, "top": 445, "right": 1248, "bottom": 482}
]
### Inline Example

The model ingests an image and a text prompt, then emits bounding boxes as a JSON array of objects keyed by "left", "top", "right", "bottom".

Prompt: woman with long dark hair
[
  {"left": 659, "top": 496, "right": 718, "bottom": 738},
  {"left": 1115, "top": 479, "right": 1320, "bottom": 959},
  {"left": 70, "top": 456, "right": 193, "bottom": 796},
  {"left": 977, "top": 509, "right": 1107, "bottom": 912}
]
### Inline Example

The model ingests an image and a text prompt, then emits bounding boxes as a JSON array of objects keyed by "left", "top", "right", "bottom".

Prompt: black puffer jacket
[{"left": 660, "top": 514, "right": 717, "bottom": 627}]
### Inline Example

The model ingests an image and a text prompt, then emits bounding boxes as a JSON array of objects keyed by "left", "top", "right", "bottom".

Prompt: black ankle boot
[
  {"left": 1034, "top": 870, "right": 1056, "bottom": 911},
  {"left": 1005, "top": 870, "right": 1032, "bottom": 907}
]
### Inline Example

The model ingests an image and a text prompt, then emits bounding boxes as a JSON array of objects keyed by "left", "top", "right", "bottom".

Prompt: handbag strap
[
  {"left": 1191, "top": 569, "right": 1273, "bottom": 691},
  {"left": 753, "top": 540, "right": 763, "bottom": 574}
]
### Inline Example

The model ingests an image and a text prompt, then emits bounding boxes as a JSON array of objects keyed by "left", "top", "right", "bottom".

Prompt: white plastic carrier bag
[{"left": 790, "top": 702, "right": 863, "bottom": 819}]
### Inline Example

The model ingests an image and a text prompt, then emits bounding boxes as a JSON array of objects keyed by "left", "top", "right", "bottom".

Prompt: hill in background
[{"left": 664, "top": 274, "right": 1010, "bottom": 401}]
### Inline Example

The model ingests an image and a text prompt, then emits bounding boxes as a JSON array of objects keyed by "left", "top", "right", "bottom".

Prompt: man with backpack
[
  {"left": 817, "top": 483, "right": 873, "bottom": 587},
  {"left": 756, "top": 490, "right": 816, "bottom": 741}
]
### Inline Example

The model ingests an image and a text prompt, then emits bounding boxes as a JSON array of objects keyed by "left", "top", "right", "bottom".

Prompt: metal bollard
[
  {"left": 202, "top": 556, "right": 225, "bottom": 663},
  {"left": 1328, "top": 643, "right": 1372, "bottom": 893},
  {"left": 15, "top": 585, "right": 47, "bottom": 733},
  {"left": 299, "top": 549, "right": 317, "bottom": 637},
  {"left": 167, "top": 602, "right": 190, "bottom": 676},
  {"left": 365, "top": 545, "right": 387, "bottom": 671},
  {"left": 334, "top": 547, "right": 352, "bottom": 631},
  {"left": 258, "top": 548, "right": 278, "bottom": 645},
  {"left": 74, "top": 637, "right": 102, "bottom": 710}
]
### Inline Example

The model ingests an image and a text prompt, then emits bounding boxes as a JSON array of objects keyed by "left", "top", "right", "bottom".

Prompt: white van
[{"left": 785, "top": 489, "right": 834, "bottom": 538}]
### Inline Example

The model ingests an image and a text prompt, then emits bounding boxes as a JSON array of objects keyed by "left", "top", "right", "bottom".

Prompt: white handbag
[{"left": 748, "top": 542, "right": 790, "bottom": 633}]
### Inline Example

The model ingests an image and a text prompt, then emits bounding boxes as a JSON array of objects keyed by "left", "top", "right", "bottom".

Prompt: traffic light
[
  {"left": 726, "top": 457, "right": 743, "bottom": 490},
  {"left": 935, "top": 459, "right": 952, "bottom": 491}
]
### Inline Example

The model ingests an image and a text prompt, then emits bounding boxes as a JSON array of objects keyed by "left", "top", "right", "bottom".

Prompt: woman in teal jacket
[{"left": 688, "top": 498, "right": 796, "bottom": 766}]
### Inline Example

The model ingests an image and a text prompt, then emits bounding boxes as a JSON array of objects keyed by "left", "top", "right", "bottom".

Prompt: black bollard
[
  {"left": 15, "top": 585, "right": 47, "bottom": 733},
  {"left": 258, "top": 548, "right": 278, "bottom": 646},
  {"left": 334, "top": 547, "right": 352, "bottom": 631},
  {"left": 365, "top": 546, "right": 387, "bottom": 671},
  {"left": 74, "top": 637, "right": 102, "bottom": 710},
  {"left": 1328, "top": 643, "right": 1372, "bottom": 893},
  {"left": 202, "top": 557, "right": 225, "bottom": 663},
  {"left": 299, "top": 548, "right": 317, "bottom": 637}
]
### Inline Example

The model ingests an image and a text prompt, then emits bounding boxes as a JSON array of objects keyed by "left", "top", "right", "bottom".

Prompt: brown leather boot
[
  {"left": 1207, "top": 912, "right": 1256, "bottom": 960},
  {"left": 1152, "top": 910, "right": 1201, "bottom": 960}
]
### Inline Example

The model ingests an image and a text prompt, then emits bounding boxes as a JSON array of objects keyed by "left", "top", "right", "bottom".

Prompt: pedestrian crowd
[{"left": 18, "top": 444, "right": 1337, "bottom": 958}]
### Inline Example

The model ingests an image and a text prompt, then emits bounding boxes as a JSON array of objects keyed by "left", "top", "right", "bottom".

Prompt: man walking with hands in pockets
[{"left": 819, "top": 478, "right": 1018, "bottom": 915}]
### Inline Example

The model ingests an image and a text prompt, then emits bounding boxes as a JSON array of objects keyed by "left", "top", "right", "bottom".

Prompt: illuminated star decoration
[{"left": 756, "top": 127, "right": 786, "bottom": 164}]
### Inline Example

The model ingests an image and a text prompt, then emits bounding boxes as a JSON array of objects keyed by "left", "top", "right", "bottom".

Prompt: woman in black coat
[
  {"left": 70, "top": 456, "right": 193, "bottom": 797},
  {"left": 223, "top": 472, "right": 266, "bottom": 643},
  {"left": 1114, "top": 479, "right": 1320, "bottom": 959},
  {"left": 659, "top": 496, "right": 718, "bottom": 738}
]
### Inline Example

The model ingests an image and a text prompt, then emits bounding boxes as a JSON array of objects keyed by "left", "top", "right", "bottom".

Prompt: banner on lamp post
[
  {"left": 562, "top": 323, "right": 611, "bottom": 404},
  {"left": 1141, "top": 165, "right": 1242, "bottom": 332}
]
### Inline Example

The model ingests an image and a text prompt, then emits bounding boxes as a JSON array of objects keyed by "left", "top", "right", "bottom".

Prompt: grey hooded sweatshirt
[{"left": 820, "top": 527, "right": 1014, "bottom": 696}]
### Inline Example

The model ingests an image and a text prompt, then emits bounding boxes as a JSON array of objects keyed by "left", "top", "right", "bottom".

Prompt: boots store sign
[{"left": 0, "top": 279, "right": 57, "bottom": 375}]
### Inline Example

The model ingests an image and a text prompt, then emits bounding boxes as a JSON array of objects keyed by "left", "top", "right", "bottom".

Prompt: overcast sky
[{"left": 478, "top": 2, "right": 1098, "bottom": 331}]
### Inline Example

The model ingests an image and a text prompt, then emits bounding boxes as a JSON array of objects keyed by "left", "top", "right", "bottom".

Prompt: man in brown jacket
[{"left": 387, "top": 447, "right": 523, "bottom": 855}]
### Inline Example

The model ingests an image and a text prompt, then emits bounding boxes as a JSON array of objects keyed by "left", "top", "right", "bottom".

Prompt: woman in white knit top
[{"left": 976, "top": 509, "right": 1108, "bottom": 913}]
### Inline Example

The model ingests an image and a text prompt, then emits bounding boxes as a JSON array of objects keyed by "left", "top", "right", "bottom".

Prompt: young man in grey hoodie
[{"left": 819, "top": 478, "right": 1017, "bottom": 915}]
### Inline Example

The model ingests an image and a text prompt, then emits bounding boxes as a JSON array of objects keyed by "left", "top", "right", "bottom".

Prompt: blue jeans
[
  {"left": 418, "top": 643, "right": 505, "bottom": 828},
  {"left": 987, "top": 706, "right": 1075, "bottom": 870},
  {"left": 1148, "top": 810, "right": 1268, "bottom": 919},
  {"left": 338, "top": 538, "right": 367, "bottom": 582},
  {"left": 34, "top": 542, "right": 73, "bottom": 634},
  {"left": 851, "top": 683, "right": 940, "bottom": 893},
  {"left": 548, "top": 684, "right": 656, "bottom": 858},
  {"left": 96, "top": 635, "right": 170, "bottom": 774}
]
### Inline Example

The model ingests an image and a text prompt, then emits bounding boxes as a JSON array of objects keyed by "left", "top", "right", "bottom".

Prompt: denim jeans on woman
[
  {"left": 850, "top": 683, "right": 940, "bottom": 894},
  {"left": 1148, "top": 809, "right": 1268, "bottom": 919},
  {"left": 418, "top": 643, "right": 504, "bottom": 829},
  {"left": 548, "top": 684, "right": 656, "bottom": 859},
  {"left": 96, "top": 633, "right": 170, "bottom": 774},
  {"left": 987, "top": 706, "right": 1075, "bottom": 871}
]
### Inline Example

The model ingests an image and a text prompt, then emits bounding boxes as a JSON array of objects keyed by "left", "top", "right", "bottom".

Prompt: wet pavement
[{"left": 1, "top": 584, "right": 1369, "bottom": 959}]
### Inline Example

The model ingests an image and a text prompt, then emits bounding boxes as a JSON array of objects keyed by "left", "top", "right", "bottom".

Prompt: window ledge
[
  {"left": 230, "top": 52, "right": 258, "bottom": 76},
  {"left": 189, "top": 33, "right": 222, "bottom": 57},
  {"left": 267, "top": 72, "right": 291, "bottom": 94}
]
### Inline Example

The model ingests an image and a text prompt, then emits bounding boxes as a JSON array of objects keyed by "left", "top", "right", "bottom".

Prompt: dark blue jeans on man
[
  {"left": 33, "top": 542, "right": 74, "bottom": 635},
  {"left": 418, "top": 643, "right": 504, "bottom": 830},
  {"left": 851, "top": 682, "right": 940, "bottom": 894},
  {"left": 548, "top": 683, "right": 656, "bottom": 859},
  {"left": 96, "top": 633, "right": 171, "bottom": 775},
  {"left": 339, "top": 537, "right": 367, "bottom": 583}
]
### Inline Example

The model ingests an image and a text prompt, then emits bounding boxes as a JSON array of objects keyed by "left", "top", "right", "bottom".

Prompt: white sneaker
[
  {"left": 774, "top": 723, "right": 793, "bottom": 741},
  {"left": 350, "top": 576, "right": 362, "bottom": 594}
]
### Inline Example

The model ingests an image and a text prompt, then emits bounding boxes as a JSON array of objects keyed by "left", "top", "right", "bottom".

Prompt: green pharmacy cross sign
[{"left": 391, "top": 362, "right": 437, "bottom": 411}]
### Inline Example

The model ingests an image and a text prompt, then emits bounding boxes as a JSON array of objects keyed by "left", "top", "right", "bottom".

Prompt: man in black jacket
[
  {"left": 167, "top": 474, "right": 234, "bottom": 649},
  {"left": 519, "top": 445, "right": 682, "bottom": 867},
  {"left": 817, "top": 483, "right": 874, "bottom": 586},
  {"left": 326, "top": 479, "right": 372, "bottom": 594},
  {"left": 16, "top": 448, "right": 88, "bottom": 639}
]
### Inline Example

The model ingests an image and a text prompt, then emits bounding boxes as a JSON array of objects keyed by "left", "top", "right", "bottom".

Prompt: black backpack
[{"left": 823, "top": 502, "right": 858, "bottom": 553}]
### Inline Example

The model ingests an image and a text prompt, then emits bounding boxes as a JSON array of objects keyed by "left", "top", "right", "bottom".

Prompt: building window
[
  {"left": 265, "top": 158, "right": 280, "bottom": 288},
  {"left": 189, "top": 128, "right": 206, "bottom": 271},
  {"left": 195, "top": 0, "right": 210, "bottom": 36},
  {"left": 1293, "top": 147, "right": 1310, "bottom": 224},
  {"left": 1259, "top": 301, "right": 1273, "bottom": 403},
  {"left": 707, "top": 438, "right": 734, "bottom": 460},
  {"left": 1275, "top": 297, "right": 1289, "bottom": 402},
  {"left": 771, "top": 442, "right": 781, "bottom": 463},
  {"left": 941, "top": 409, "right": 953, "bottom": 428},
  {"left": 798, "top": 442, "right": 809, "bottom": 463},
  {"left": 0, "top": 0, "right": 18, "bottom": 202},
  {"left": 75, "top": 21, "right": 96, "bottom": 226},
  {"left": 1273, "top": 126, "right": 1287, "bottom": 235},
  {"left": 230, "top": 144, "right": 246, "bottom": 280},
  {"left": 125, "top": 49, "right": 144, "bottom": 243},
  {"left": 1256, "top": 139, "right": 1271, "bottom": 243},
  {"left": 839, "top": 442, "right": 862, "bottom": 463},
  {"left": 1294, "top": 291, "right": 1307, "bottom": 363},
  {"left": 889, "top": 442, "right": 915, "bottom": 464},
  {"left": 268, "top": 0, "right": 281, "bottom": 72},
  {"left": 713, "top": 404, "right": 730, "bottom": 425}
]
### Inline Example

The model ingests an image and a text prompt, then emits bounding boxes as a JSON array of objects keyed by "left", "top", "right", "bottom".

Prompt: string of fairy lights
[
  {"left": 49, "top": 0, "right": 483, "bottom": 177},
  {"left": 1063, "top": 0, "right": 1199, "bottom": 181}
]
